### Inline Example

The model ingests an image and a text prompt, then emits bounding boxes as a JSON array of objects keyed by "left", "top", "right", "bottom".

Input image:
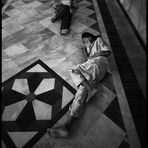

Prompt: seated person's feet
[
  {"left": 60, "top": 29, "right": 69, "bottom": 35},
  {"left": 51, "top": 17, "right": 57, "bottom": 23},
  {"left": 47, "top": 125, "right": 70, "bottom": 138}
]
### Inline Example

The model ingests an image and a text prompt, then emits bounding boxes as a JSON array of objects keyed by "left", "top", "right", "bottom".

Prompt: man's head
[{"left": 82, "top": 32, "right": 100, "bottom": 48}]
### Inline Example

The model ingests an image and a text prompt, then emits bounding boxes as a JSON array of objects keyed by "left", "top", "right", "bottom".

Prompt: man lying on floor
[
  {"left": 51, "top": 0, "right": 77, "bottom": 35},
  {"left": 47, "top": 32, "right": 111, "bottom": 138}
]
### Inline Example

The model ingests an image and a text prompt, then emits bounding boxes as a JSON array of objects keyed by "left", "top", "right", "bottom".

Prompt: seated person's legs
[
  {"left": 48, "top": 85, "right": 87, "bottom": 138},
  {"left": 51, "top": 5, "right": 71, "bottom": 23},
  {"left": 60, "top": 9, "right": 72, "bottom": 35}
]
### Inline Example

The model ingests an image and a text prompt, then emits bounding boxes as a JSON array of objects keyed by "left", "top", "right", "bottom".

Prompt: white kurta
[{"left": 69, "top": 37, "right": 111, "bottom": 87}]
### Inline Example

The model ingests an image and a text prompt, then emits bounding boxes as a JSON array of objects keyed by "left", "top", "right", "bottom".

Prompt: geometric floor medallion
[{"left": 2, "top": 59, "right": 76, "bottom": 148}]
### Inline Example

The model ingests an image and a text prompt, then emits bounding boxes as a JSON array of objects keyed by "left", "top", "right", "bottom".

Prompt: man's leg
[
  {"left": 48, "top": 85, "right": 88, "bottom": 138},
  {"left": 60, "top": 10, "right": 72, "bottom": 35},
  {"left": 51, "top": 5, "right": 70, "bottom": 23}
]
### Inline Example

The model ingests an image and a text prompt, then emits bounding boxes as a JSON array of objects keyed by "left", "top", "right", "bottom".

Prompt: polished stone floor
[{"left": 2, "top": 0, "right": 146, "bottom": 148}]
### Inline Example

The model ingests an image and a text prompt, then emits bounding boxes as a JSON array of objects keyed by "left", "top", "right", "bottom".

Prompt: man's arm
[{"left": 89, "top": 50, "right": 111, "bottom": 59}]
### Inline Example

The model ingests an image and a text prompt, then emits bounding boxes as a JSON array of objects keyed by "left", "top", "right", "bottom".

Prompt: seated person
[
  {"left": 47, "top": 32, "right": 111, "bottom": 138},
  {"left": 51, "top": 0, "right": 77, "bottom": 35}
]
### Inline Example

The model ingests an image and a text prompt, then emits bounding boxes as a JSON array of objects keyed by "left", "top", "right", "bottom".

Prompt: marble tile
[
  {"left": 12, "top": 79, "right": 30, "bottom": 95},
  {"left": 5, "top": 8, "right": 27, "bottom": 18},
  {"left": 82, "top": 27, "right": 100, "bottom": 35},
  {"left": 25, "top": 1, "right": 42, "bottom": 8},
  {"left": 86, "top": 114, "right": 125, "bottom": 148},
  {"left": 43, "top": 57, "right": 66, "bottom": 69},
  {"left": 2, "top": 17, "right": 14, "bottom": 27},
  {"left": 32, "top": 99, "right": 52, "bottom": 120},
  {"left": 32, "top": 133, "right": 52, "bottom": 148},
  {"left": 39, "top": 28, "right": 55, "bottom": 40},
  {"left": 4, "top": 42, "right": 28, "bottom": 57},
  {"left": 71, "top": 22, "right": 88, "bottom": 33},
  {"left": 2, "top": 29, "right": 10, "bottom": 39},
  {"left": 39, "top": 16, "right": 55, "bottom": 28},
  {"left": 21, "top": 34, "right": 43, "bottom": 49},
  {"left": 27, "top": 64, "right": 47, "bottom": 72},
  {"left": 23, "top": 21, "right": 45, "bottom": 33},
  {"left": 2, "top": 100, "right": 28, "bottom": 121},
  {"left": 12, "top": 55, "right": 38, "bottom": 71},
  {"left": 53, "top": 129, "right": 98, "bottom": 148},
  {"left": 35, "top": 3, "right": 50, "bottom": 13},
  {"left": 5, "top": 11, "right": 28, "bottom": 25},
  {"left": 93, "top": 83, "right": 116, "bottom": 112},
  {"left": 8, "top": 132, "right": 38, "bottom": 148},
  {"left": 4, "top": 22, "right": 24, "bottom": 35},
  {"left": 78, "top": 0, "right": 92, "bottom": 7},
  {"left": 66, "top": 79, "right": 77, "bottom": 89},
  {"left": 2, "top": 59, "right": 21, "bottom": 82},
  {"left": 41, "top": 8, "right": 55, "bottom": 17},
  {"left": 61, "top": 86, "right": 74, "bottom": 108},
  {"left": 65, "top": 45, "right": 87, "bottom": 65},
  {"left": 19, "top": 7, "right": 38, "bottom": 17},
  {"left": 78, "top": 7, "right": 94, "bottom": 16},
  {"left": 52, "top": 59, "right": 75, "bottom": 81},
  {"left": 81, "top": 17, "right": 97, "bottom": 27},
  {"left": 2, "top": 13, "right": 9, "bottom": 20},
  {"left": 34, "top": 79, "right": 55, "bottom": 95},
  {"left": 33, "top": 13, "right": 47, "bottom": 22},
  {"left": 11, "top": 1, "right": 26, "bottom": 8},
  {"left": 72, "top": 11, "right": 86, "bottom": 21}
]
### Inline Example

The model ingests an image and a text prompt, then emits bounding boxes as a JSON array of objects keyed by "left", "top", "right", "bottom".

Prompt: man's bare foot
[
  {"left": 47, "top": 125, "right": 70, "bottom": 138},
  {"left": 60, "top": 29, "right": 69, "bottom": 35}
]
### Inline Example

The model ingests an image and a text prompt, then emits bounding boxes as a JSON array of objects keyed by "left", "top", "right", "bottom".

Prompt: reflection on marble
[
  {"left": 33, "top": 100, "right": 52, "bottom": 120},
  {"left": 12, "top": 79, "right": 30, "bottom": 95},
  {"left": 34, "top": 79, "right": 55, "bottom": 95},
  {"left": 4, "top": 42, "right": 28, "bottom": 57},
  {"left": 8, "top": 132, "right": 37, "bottom": 148},
  {"left": 62, "top": 86, "right": 74, "bottom": 108},
  {"left": 86, "top": 114, "right": 125, "bottom": 148},
  {"left": 2, "top": 100, "right": 27, "bottom": 121}
]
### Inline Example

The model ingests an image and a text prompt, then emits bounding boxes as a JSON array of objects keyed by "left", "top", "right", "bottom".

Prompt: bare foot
[
  {"left": 60, "top": 29, "right": 69, "bottom": 35},
  {"left": 47, "top": 126, "right": 70, "bottom": 138}
]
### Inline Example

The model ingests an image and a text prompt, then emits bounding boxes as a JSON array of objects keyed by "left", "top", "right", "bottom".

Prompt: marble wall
[{"left": 119, "top": 0, "right": 146, "bottom": 45}]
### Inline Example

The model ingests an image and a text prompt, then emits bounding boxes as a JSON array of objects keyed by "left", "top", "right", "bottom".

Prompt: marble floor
[{"left": 2, "top": 0, "right": 146, "bottom": 148}]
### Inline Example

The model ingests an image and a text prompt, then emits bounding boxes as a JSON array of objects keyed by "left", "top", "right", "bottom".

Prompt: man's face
[{"left": 82, "top": 37, "right": 91, "bottom": 48}]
